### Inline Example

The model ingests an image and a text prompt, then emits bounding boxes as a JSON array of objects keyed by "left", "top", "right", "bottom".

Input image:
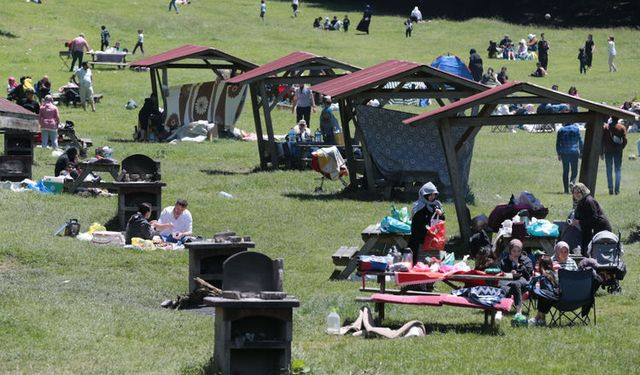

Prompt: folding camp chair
[
  {"left": 59, "top": 50, "right": 70, "bottom": 70},
  {"left": 549, "top": 269, "right": 596, "bottom": 327}
]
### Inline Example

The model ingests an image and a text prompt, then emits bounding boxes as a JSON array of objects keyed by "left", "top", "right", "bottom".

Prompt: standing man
[
  {"left": 291, "top": 0, "right": 299, "bottom": 17},
  {"left": 468, "top": 48, "right": 483, "bottom": 82},
  {"left": 556, "top": 117, "right": 583, "bottom": 194},
  {"left": 260, "top": 0, "right": 266, "bottom": 21},
  {"left": 291, "top": 84, "right": 315, "bottom": 128},
  {"left": 73, "top": 62, "right": 96, "bottom": 112},
  {"left": 100, "top": 26, "right": 110, "bottom": 51},
  {"left": 537, "top": 32, "right": 550, "bottom": 70},
  {"left": 157, "top": 199, "right": 193, "bottom": 243},
  {"left": 68, "top": 33, "right": 90, "bottom": 72},
  {"left": 584, "top": 34, "right": 595, "bottom": 69}
]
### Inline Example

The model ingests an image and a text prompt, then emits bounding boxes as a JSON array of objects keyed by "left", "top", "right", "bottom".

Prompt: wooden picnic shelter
[
  {"left": 310, "top": 59, "right": 488, "bottom": 190},
  {"left": 128, "top": 44, "right": 257, "bottom": 114},
  {"left": 403, "top": 81, "right": 639, "bottom": 243},
  {"left": 225, "top": 51, "right": 360, "bottom": 169}
]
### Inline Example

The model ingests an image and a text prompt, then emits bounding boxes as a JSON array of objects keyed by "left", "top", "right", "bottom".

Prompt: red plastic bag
[{"left": 422, "top": 220, "right": 446, "bottom": 251}]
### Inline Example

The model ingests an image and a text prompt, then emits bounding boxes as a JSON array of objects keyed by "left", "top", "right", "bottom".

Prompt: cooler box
[{"left": 42, "top": 176, "right": 65, "bottom": 194}]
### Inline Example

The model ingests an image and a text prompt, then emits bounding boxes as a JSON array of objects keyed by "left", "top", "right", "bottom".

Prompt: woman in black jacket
[{"left": 571, "top": 183, "right": 611, "bottom": 255}]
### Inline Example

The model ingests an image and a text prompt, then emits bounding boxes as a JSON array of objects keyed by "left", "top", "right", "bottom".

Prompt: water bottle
[
  {"left": 401, "top": 248, "right": 413, "bottom": 266},
  {"left": 217, "top": 191, "right": 233, "bottom": 199},
  {"left": 326, "top": 310, "right": 341, "bottom": 334},
  {"left": 314, "top": 129, "right": 323, "bottom": 143}
]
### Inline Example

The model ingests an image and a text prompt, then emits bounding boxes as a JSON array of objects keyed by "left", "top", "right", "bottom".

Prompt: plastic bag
[
  {"left": 422, "top": 216, "right": 446, "bottom": 251},
  {"left": 88, "top": 222, "right": 106, "bottom": 234},
  {"left": 527, "top": 219, "right": 559, "bottom": 237},
  {"left": 390, "top": 206, "right": 410, "bottom": 224},
  {"left": 380, "top": 216, "right": 411, "bottom": 234},
  {"left": 442, "top": 252, "right": 455, "bottom": 265}
]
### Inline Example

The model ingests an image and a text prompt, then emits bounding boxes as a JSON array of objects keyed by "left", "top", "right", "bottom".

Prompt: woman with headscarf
[
  {"left": 408, "top": 182, "right": 444, "bottom": 264},
  {"left": 356, "top": 4, "right": 372, "bottom": 34},
  {"left": 7, "top": 76, "right": 17, "bottom": 95},
  {"left": 468, "top": 49, "right": 483, "bottom": 82},
  {"left": 54, "top": 147, "right": 80, "bottom": 178},
  {"left": 39, "top": 95, "right": 60, "bottom": 149},
  {"left": 410, "top": 6, "right": 422, "bottom": 22},
  {"left": 570, "top": 183, "right": 611, "bottom": 255}
]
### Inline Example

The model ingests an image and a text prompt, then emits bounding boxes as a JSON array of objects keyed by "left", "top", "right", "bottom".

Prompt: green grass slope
[{"left": 1, "top": 1, "right": 639, "bottom": 373}]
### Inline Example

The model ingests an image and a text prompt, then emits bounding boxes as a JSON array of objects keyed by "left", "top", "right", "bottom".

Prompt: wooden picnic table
[
  {"left": 357, "top": 270, "right": 513, "bottom": 324},
  {"left": 87, "top": 51, "right": 128, "bottom": 69},
  {"left": 63, "top": 160, "right": 120, "bottom": 193},
  {"left": 331, "top": 223, "right": 411, "bottom": 280}
]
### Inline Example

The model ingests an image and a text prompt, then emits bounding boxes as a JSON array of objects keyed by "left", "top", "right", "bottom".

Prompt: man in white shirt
[{"left": 157, "top": 199, "right": 193, "bottom": 243}]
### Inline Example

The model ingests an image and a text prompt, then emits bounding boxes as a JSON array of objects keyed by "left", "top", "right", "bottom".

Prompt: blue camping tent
[{"left": 431, "top": 55, "right": 474, "bottom": 80}]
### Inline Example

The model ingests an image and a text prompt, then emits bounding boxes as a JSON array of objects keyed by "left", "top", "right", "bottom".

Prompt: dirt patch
[{"left": 0, "top": 256, "right": 21, "bottom": 272}]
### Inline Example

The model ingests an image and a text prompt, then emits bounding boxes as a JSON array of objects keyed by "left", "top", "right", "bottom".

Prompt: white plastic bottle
[
  {"left": 326, "top": 310, "right": 341, "bottom": 334},
  {"left": 218, "top": 191, "right": 233, "bottom": 199}
]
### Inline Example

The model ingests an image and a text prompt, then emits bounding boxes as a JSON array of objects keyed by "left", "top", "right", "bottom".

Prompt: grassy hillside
[{"left": 1, "top": 1, "right": 639, "bottom": 373}]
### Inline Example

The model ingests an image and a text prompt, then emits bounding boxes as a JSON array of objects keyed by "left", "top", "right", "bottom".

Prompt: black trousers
[
  {"left": 70, "top": 51, "right": 83, "bottom": 71},
  {"left": 296, "top": 106, "right": 311, "bottom": 127}
]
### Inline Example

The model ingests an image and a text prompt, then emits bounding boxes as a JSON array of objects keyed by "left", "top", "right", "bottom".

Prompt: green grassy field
[{"left": 1, "top": 1, "right": 640, "bottom": 373}]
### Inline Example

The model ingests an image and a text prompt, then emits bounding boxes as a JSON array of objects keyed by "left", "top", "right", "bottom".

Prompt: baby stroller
[
  {"left": 587, "top": 231, "right": 626, "bottom": 293},
  {"left": 310, "top": 146, "right": 348, "bottom": 192}
]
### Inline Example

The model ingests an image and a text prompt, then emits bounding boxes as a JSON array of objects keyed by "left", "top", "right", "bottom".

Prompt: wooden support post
[
  {"left": 579, "top": 112, "right": 604, "bottom": 195},
  {"left": 259, "top": 83, "right": 280, "bottom": 169},
  {"left": 358, "top": 126, "right": 376, "bottom": 192},
  {"left": 250, "top": 84, "right": 267, "bottom": 169},
  {"left": 149, "top": 69, "right": 158, "bottom": 102},
  {"left": 339, "top": 99, "right": 357, "bottom": 186},
  {"left": 438, "top": 118, "right": 472, "bottom": 244}
]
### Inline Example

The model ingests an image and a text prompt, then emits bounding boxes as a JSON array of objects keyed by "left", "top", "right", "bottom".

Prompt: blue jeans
[
  {"left": 604, "top": 150, "right": 623, "bottom": 194},
  {"left": 169, "top": 0, "right": 178, "bottom": 11},
  {"left": 560, "top": 153, "right": 579, "bottom": 193},
  {"left": 41, "top": 128, "right": 58, "bottom": 149}
]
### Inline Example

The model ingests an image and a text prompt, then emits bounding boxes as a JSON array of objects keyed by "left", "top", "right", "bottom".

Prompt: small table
[
  {"left": 184, "top": 240, "right": 256, "bottom": 292},
  {"left": 333, "top": 223, "right": 411, "bottom": 280}
]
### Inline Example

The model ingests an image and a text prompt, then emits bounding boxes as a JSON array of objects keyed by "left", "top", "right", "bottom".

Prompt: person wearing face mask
[{"left": 408, "top": 182, "right": 444, "bottom": 264}]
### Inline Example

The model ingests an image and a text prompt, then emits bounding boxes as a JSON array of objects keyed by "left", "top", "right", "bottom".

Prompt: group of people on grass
[
  {"left": 313, "top": 15, "right": 350, "bottom": 31},
  {"left": 406, "top": 179, "right": 611, "bottom": 327},
  {"left": 125, "top": 199, "right": 194, "bottom": 245},
  {"left": 65, "top": 28, "right": 142, "bottom": 72}
]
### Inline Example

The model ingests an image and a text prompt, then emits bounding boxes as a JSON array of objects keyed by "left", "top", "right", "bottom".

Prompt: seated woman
[
  {"left": 410, "top": 6, "right": 423, "bottom": 22},
  {"left": 137, "top": 96, "right": 162, "bottom": 141},
  {"left": 528, "top": 256, "right": 559, "bottom": 326},
  {"left": 527, "top": 34, "right": 538, "bottom": 52},
  {"left": 125, "top": 202, "right": 160, "bottom": 244},
  {"left": 487, "top": 41, "right": 500, "bottom": 59},
  {"left": 530, "top": 62, "right": 547, "bottom": 77},
  {"left": 498, "top": 239, "right": 533, "bottom": 320},
  {"left": 293, "top": 119, "right": 312, "bottom": 142},
  {"left": 516, "top": 40, "right": 534, "bottom": 60},
  {"left": 502, "top": 43, "right": 515, "bottom": 60},
  {"left": 54, "top": 147, "right": 80, "bottom": 178},
  {"left": 480, "top": 67, "right": 500, "bottom": 87},
  {"left": 551, "top": 241, "right": 578, "bottom": 270},
  {"left": 474, "top": 246, "right": 497, "bottom": 271}
]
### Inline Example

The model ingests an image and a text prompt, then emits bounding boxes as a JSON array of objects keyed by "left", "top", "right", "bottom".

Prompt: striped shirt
[{"left": 551, "top": 255, "right": 578, "bottom": 271}]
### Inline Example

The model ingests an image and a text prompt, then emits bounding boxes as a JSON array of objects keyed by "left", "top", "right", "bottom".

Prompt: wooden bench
[
  {"left": 332, "top": 246, "right": 359, "bottom": 266},
  {"left": 357, "top": 293, "right": 514, "bottom": 328}
]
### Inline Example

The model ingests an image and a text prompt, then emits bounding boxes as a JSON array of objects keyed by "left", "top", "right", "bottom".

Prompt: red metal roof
[
  {"left": 226, "top": 51, "right": 357, "bottom": 84},
  {"left": 311, "top": 60, "right": 486, "bottom": 99},
  {"left": 403, "top": 81, "right": 637, "bottom": 125},
  {"left": 0, "top": 97, "right": 37, "bottom": 116},
  {"left": 129, "top": 44, "right": 256, "bottom": 70},
  {"left": 311, "top": 60, "right": 420, "bottom": 98}
]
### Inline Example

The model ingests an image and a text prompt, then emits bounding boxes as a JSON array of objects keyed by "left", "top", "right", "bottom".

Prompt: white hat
[{"left": 528, "top": 33, "right": 535, "bottom": 39}]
